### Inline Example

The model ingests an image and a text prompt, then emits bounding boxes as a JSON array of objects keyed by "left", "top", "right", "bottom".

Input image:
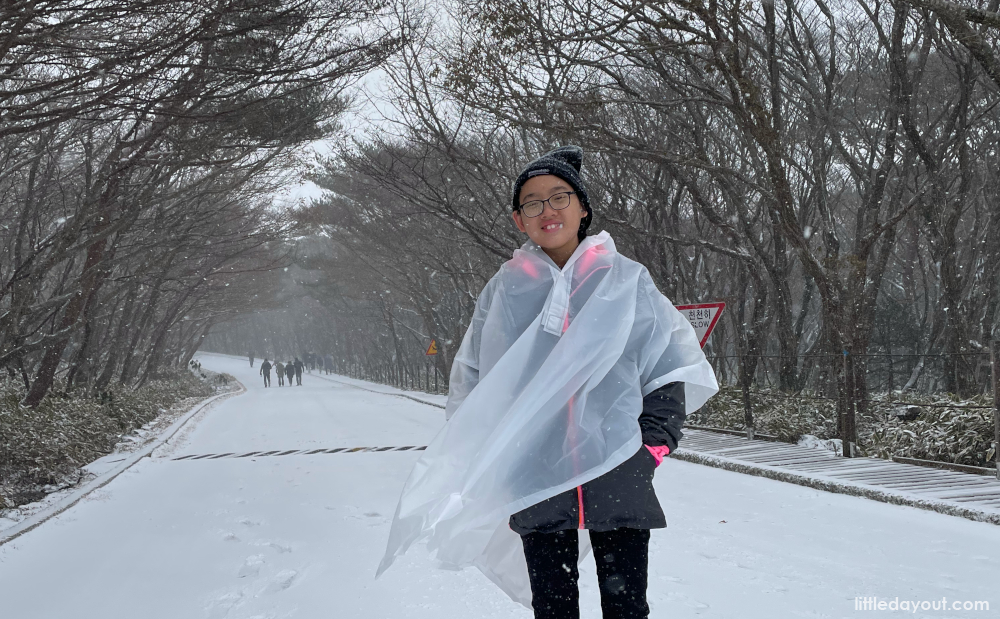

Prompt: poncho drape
[{"left": 376, "top": 232, "right": 719, "bottom": 607}]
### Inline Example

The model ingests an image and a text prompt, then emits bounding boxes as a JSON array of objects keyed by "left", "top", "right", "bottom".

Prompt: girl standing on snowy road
[
  {"left": 505, "top": 146, "right": 700, "bottom": 619},
  {"left": 378, "top": 146, "right": 718, "bottom": 619}
]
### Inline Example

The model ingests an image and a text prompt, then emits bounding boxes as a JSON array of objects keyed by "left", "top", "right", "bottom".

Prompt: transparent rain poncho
[{"left": 376, "top": 231, "right": 719, "bottom": 607}]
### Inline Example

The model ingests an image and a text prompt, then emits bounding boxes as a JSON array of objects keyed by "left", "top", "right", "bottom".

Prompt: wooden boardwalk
[{"left": 677, "top": 429, "right": 1000, "bottom": 523}]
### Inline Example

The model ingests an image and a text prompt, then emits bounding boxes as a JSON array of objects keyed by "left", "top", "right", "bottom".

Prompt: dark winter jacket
[
  {"left": 508, "top": 381, "right": 685, "bottom": 535},
  {"left": 293, "top": 359, "right": 303, "bottom": 376},
  {"left": 285, "top": 364, "right": 295, "bottom": 379},
  {"left": 259, "top": 361, "right": 272, "bottom": 375}
]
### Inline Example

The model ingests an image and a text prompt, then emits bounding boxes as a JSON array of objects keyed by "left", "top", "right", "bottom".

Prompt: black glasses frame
[{"left": 517, "top": 191, "right": 577, "bottom": 218}]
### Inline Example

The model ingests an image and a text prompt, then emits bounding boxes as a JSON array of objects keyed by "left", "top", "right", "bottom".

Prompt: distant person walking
[
  {"left": 294, "top": 357, "right": 303, "bottom": 386},
  {"left": 249, "top": 352, "right": 254, "bottom": 367},
  {"left": 285, "top": 362, "right": 295, "bottom": 386},
  {"left": 259, "top": 359, "right": 272, "bottom": 387},
  {"left": 275, "top": 361, "right": 285, "bottom": 386},
  {"left": 324, "top": 355, "right": 333, "bottom": 375}
]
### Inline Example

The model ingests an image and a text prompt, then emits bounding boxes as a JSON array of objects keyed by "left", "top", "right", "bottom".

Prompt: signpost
[
  {"left": 675, "top": 302, "right": 726, "bottom": 349},
  {"left": 426, "top": 340, "right": 439, "bottom": 393}
]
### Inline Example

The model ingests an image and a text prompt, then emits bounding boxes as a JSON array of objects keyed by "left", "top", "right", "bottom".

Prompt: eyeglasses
[{"left": 518, "top": 191, "right": 576, "bottom": 218}]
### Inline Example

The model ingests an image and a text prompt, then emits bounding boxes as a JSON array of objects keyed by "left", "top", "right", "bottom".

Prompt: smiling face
[{"left": 512, "top": 174, "right": 588, "bottom": 267}]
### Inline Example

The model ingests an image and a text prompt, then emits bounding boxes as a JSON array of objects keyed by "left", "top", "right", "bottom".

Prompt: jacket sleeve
[{"left": 638, "top": 381, "right": 686, "bottom": 451}]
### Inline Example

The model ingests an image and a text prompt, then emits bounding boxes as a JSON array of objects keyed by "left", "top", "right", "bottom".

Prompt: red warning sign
[
  {"left": 675, "top": 302, "right": 726, "bottom": 348},
  {"left": 425, "top": 340, "right": 438, "bottom": 356}
]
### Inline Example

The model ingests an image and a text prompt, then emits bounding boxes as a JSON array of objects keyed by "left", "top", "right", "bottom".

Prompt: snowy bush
[
  {"left": 689, "top": 387, "right": 838, "bottom": 443},
  {"left": 689, "top": 387, "right": 997, "bottom": 468},
  {"left": 0, "top": 370, "right": 212, "bottom": 508},
  {"left": 861, "top": 394, "right": 996, "bottom": 468}
]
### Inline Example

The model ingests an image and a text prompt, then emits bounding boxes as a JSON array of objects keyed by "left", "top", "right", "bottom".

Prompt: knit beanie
[{"left": 511, "top": 145, "right": 592, "bottom": 241}]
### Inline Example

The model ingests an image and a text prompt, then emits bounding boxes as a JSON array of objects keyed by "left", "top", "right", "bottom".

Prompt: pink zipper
[{"left": 562, "top": 289, "right": 591, "bottom": 531}]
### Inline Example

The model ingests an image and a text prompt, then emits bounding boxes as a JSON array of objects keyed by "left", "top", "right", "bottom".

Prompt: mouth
[{"left": 540, "top": 222, "right": 563, "bottom": 233}]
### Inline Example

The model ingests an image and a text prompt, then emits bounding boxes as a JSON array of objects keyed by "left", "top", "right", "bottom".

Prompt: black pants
[
  {"left": 521, "top": 528, "right": 650, "bottom": 619},
  {"left": 262, "top": 372, "right": 270, "bottom": 387}
]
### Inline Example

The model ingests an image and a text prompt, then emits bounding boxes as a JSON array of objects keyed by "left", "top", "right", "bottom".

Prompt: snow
[
  {"left": 1, "top": 353, "right": 998, "bottom": 618},
  {"left": 0, "top": 386, "right": 238, "bottom": 538},
  {"left": 797, "top": 433, "right": 844, "bottom": 456}
]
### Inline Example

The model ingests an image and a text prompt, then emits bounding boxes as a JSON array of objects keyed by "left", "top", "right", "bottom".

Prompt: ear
[{"left": 512, "top": 209, "right": 527, "bottom": 233}]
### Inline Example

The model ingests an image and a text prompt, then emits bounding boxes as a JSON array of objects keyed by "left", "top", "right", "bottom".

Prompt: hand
[{"left": 644, "top": 444, "right": 670, "bottom": 467}]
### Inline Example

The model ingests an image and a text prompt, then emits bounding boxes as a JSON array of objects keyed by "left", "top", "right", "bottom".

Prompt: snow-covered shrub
[
  {"left": 861, "top": 394, "right": 996, "bottom": 468},
  {"left": 688, "top": 387, "right": 997, "bottom": 468},
  {"left": 689, "top": 386, "right": 838, "bottom": 443},
  {"left": 798, "top": 434, "right": 843, "bottom": 456},
  {"left": 0, "top": 370, "right": 212, "bottom": 507}
]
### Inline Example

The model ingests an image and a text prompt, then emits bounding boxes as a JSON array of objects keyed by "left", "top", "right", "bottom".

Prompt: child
[{"left": 378, "top": 146, "right": 718, "bottom": 618}]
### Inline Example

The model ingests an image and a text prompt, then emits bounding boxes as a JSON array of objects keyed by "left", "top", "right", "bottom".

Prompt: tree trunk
[{"left": 22, "top": 235, "right": 109, "bottom": 406}]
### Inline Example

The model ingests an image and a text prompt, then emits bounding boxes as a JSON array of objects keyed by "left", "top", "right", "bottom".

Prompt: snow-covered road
[{"left": 1, "top": 353, "right": 998, "bottom": 619}]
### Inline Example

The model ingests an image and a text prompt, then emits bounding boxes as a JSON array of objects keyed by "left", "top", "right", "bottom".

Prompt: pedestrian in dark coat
[
  {"left": 259, "top": 359, "right": 271, "bottom": 387},
  {"left": 293, "top": 357, "right": 303, "bottom": 385},
  {"left": 285, "top": 362, "right": 295, "bottom": 385}
]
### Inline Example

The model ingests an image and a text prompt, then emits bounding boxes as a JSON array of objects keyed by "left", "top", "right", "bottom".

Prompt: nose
[{"left": 539, "top": 201, "right": 560, "bottom": 217}]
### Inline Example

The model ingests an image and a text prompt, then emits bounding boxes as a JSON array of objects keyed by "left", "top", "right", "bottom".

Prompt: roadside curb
[
  {"left": 671, "top": 448, "right": 1000, "bottom": 526},
  {"left": 0, "top": 380, "right": 246, "bottom": 547},
  {"left": 310, "top": 373, "right": 446, "bottom": 410}
]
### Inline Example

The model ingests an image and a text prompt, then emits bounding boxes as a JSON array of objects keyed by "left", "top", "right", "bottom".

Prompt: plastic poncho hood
[{"left": 376, "top": 231, "right": 718, "bottom": 606}]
